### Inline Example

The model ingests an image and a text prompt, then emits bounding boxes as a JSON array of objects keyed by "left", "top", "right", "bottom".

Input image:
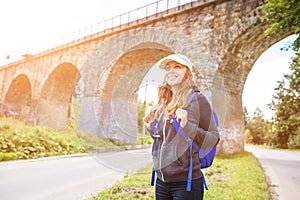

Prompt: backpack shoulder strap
[
  {"left": 187, "top": 91, "right": 200, "bottom": 105},
  {"left": 170, "top": 91, "right": 218, "bottom": 191},
  {"left": 168, "top": 91, "right": 201, "bottom": 192},
  {"left": 190, "top": 91, "right": 219, "bottom": 128}
]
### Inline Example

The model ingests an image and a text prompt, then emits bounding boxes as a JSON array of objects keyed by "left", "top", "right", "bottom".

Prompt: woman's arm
[{"left": 181, "top": 93, "right": 220, "bottom": 148}]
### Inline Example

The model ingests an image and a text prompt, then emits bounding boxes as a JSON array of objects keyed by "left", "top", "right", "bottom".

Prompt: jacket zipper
[{"left": 159, "top": 119, "right": 167, "bottom": 182}]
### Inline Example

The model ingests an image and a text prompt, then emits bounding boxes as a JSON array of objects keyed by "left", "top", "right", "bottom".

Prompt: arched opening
[
  {"left": 137, "top": 64, "right": 165, "bottom": 144},
  {"left": 37, "top": 63, "right": 80, "bottom": 128},
  {"left": 4, "top": 74, "right": 32, "bottom": 118},
  {"left": 77, "top": 27, "right": 215, "bottom": 145},
  {"left": 94, "top": 43, "right": 171, "bottom": 144},
  {"left": 212, "top": 19, "right": 294, "bottom": 154},
  {"left": 243, "top": 35, "right": 296, "bottom": 146}
]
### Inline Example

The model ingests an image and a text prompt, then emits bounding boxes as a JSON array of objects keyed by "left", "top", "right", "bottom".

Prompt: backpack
[{"left": 150, "top": 91, "right": 219, "bottom": 191}]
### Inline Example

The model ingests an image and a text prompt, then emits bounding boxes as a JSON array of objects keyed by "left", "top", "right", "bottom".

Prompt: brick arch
[
  {"left": 99, "top": 46, "right": 170, "bottom": 101},
  {"left": 40, "top": 63, "right": 80, "bottom": 101},
  {"left": 37, "top": 63, "right": 80, "bottom": 128},
  {"left": 213, "top": 0, "right": 262, "bottom": 62},
  {"left": 212, "top": 21, "right": 294, "bottom": 154},
  {"left": 213, "top": 0, "right": 291, "bottom": 96},
  {"left": 80, "top": 27, "right": 216, "bottom": 97},
  {"left": 96, "top": 46, "right": 170, "bottom": 143},
  {"left": 3, "top": 74, "right": 32, "bottom": 118},
  {"left": 78, "top": 27, "right": 216, "bottom": 143}
]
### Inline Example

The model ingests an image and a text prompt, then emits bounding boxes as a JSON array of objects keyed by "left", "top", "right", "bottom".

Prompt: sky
[
  {"left": 0, "top": 0, "right": 296, "bottom": 119},
  {"left": 0, "top": 0, "right": 157, "bottom": 64}
]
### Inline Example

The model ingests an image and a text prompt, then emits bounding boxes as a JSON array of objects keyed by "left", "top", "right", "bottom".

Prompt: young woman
[{"left": 144, "top": 54, "right": 220, "bottom": 200}]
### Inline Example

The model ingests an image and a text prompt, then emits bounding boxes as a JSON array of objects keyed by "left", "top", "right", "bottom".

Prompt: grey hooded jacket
[{"left": 148, "top": 92, "right": 220, "bottom": 183}]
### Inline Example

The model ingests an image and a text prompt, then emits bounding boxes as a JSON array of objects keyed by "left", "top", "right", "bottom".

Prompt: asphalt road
[
  {"left": 0, "top": 148, "right": 152, "bottom": 200},
  {"left": 246, "top": 146, "right": 300, "bottom": 200},
  {"left": 2, "top": 146, "right": 298, "bottom": 200}
]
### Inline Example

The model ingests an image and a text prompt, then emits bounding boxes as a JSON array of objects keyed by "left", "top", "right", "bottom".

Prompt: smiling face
[{"left": 164, "top": 61, "right": 188, "bottom": 87}]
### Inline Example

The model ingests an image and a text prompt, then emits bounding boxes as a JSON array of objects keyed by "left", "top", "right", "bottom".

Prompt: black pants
[{"left": 155, "top": 178, "right": 204, "bottom": 200}]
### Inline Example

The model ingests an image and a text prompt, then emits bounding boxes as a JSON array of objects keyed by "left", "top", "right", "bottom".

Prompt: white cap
[{"left": 158, "top": 54, "right": 194, "bottom": 70}]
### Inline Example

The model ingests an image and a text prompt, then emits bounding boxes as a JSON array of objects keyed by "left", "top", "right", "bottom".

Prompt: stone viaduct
[{"left": 0, "top": 0, "right": 292, "bottom": 154}]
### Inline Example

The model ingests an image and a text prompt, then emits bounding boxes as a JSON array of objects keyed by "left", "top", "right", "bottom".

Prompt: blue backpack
[{"left": 150, "top": 91, "right": 219, "bottom": 191}]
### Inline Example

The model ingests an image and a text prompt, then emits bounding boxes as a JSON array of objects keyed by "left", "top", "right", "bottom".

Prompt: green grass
[
  {"left": 136, "top": 132, "right": 153, "bottom": 145},
  {"left": 89, "top": 151, "right": 271, "bottom": 200},
  {"left": 0, "top": 96, "right": 146, "bottom": 161},
  {"left": 78, "top": 130, "right": 116, "bottom": 151},
  {"left": 0, "top": 117, "right": 86, "bottom": 161},
  {"left": 0, "top": 116, "right": 116, "bottom": 161},
  {"left": 203, "top": 151, "right": 270, "bottom": 200}
]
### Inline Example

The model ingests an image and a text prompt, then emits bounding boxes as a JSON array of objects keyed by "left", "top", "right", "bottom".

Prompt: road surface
[
  {"left": 0, "top": 148, "right": 152, "bottom": 200},
  {"left": 246, "top": 146, "right": 300, "bottom": 200}
]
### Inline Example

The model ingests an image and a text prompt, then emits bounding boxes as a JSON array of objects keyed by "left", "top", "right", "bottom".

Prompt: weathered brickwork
[{"left": 0, "top": 0, "right": 292, "bottom": 154}]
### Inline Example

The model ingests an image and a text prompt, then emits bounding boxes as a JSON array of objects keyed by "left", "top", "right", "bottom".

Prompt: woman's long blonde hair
[{"left": 150, "top": 67, "right": 195, "bottom": 120}]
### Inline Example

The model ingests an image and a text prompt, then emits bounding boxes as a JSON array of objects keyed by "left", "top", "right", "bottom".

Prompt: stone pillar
[
  {"left": 27, "top": 98, "right": 39, "bottom": 126},
  {"left": 78, "top": 95, "right": 138, "bottom": 144},
  {"left": 95, "top": 95, "right": 138, "bottom": 144},
  {"left": 36, "top": 98, "right": 70, "bottom": 128},
  {"left": 78, "top": 96, "right": 102, "bottom": 137},
  {"left": 217, "top": 92, "right": 245, "bottom": 154},
  {"left": 211, "top": 72, "right": 245, "bottom": 155},
  {"left": 0, "top": 101, "right": 5, "bottom": 115},
  {"left": 19, "top": 105, "right": 30, "bottom": 119}
]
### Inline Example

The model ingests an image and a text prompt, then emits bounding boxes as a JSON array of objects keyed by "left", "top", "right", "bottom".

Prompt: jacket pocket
[
  {"left": 175, "top": 143, "right": 192, "bottom": 166},
  {"left": 174, "top": 144, "right": 184, "bottom": 166}
]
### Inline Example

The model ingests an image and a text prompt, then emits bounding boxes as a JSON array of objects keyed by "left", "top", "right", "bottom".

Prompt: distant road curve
[
  {"left": 0, "top": 148, "right": 152, "bottom": 200},
  {"left": 246, "top": 146, "right": 300, "bottom": 200}
]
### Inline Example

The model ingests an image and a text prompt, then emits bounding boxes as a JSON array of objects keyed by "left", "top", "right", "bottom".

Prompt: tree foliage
[
  {"left": 260, "top": 0, "right": 300, "bottom": 51},
  {"left": 270, "top": 54, "right": 300, "bottom": 148},
  {"left": 245, "top": 108, "right": 269, "bottom": 145},
  {"left": 245, "top": 54, "right": 300, "bottom": 149},
  {"left": 243, "top": 106, "right": 250, "bottom": 126}
]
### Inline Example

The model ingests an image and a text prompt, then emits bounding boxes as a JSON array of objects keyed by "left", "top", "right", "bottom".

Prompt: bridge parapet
[{"left": 1, "top": 0, "right": 214, "bottom": 67}]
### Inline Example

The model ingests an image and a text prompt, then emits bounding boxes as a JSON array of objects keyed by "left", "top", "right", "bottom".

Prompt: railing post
[
  {"left": 128, "top": 11, "right": 130, "bottom": 23},
  {"left": 167, "top": 0, "right": 169, "bottom": 10},
  {"left": 146, "top": 4, "right": 148, "bottom": 18}
]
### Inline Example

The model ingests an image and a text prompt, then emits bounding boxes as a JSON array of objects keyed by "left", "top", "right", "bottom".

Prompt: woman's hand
[
  {"left": 143, "top": 113, "right": 152, "bottom": 124},
  {"left": 175, "top": 108, "right": 188, "bottom": 127},
  {"left": 143, "top": 113, "right": 153, "bottom": 130}
]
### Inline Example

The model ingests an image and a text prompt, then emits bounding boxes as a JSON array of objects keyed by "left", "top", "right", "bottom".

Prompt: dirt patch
[{"left": 112, "top": 186, "right": 154, "bottom": 196}]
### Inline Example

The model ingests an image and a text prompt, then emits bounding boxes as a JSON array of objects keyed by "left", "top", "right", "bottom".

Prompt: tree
[
  {"left": 271, "top": 54, "right": 300, "bottom": 148},
  {"left": 243, "top": 106, "right": 250, "bottom": 126},
  {"left": 245, "top": 108, "right": 268, "bottom": 145},
  {"left": 261, "top": 0, "right": 300, "bottom": 149},
  {"left": 260, "top": 0, "right": 300, "bottom": 51}
]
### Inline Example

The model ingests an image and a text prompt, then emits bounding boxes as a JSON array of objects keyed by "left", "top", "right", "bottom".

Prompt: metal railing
[{"left": 2, "top": 0, "right": 198, "bottom": 66}]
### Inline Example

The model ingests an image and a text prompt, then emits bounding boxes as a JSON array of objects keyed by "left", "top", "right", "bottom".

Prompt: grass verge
[
  {"left": 203, "top": 151, "right": 270, "bottom": 200},
  {"left": 88, "top": 151, "right": 271, "bottom": 200},
  {"left": 0, "top": 116, "right": 115, "bottom": 161}
]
